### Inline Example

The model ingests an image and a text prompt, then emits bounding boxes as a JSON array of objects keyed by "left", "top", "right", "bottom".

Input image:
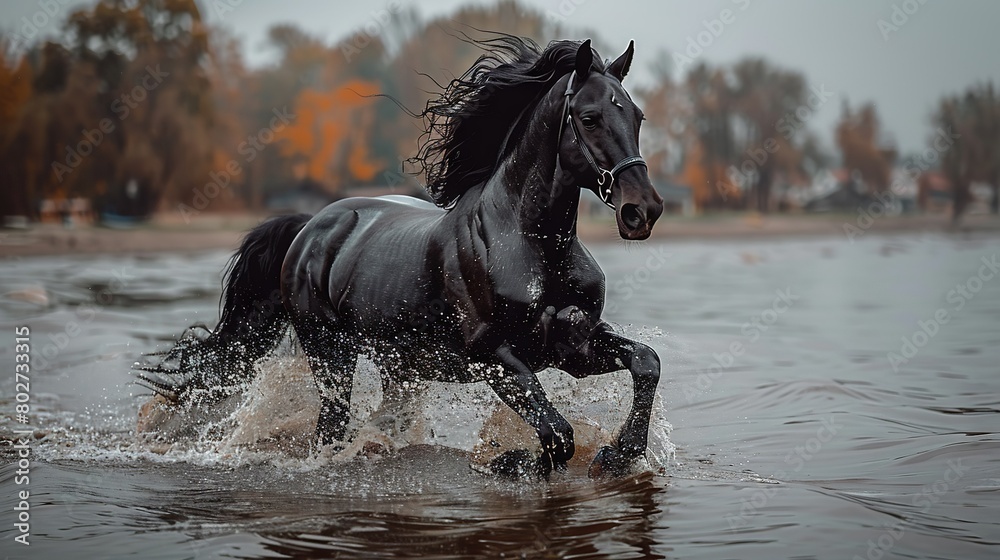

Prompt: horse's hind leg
[{"left": 291, "top": 316, "right": 357, "bottom": 446}]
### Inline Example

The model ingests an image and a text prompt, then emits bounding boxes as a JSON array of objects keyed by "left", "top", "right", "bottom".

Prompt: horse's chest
[
  {"left": 493, "top": 266, "right": 552, "bottom": 312},
  {"left": 486, "top": 246, "right": 601, "bottom": 324},
  {"left": 525, "top": 275, "right": 546, "bottom": 307}
]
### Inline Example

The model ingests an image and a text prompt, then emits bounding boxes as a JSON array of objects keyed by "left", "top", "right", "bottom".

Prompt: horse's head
[{"left": 557, "top": 40, "right": 663, "bottom": 240}]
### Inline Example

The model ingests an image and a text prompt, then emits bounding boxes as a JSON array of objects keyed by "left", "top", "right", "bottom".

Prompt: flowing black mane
[{"left": 411, "top": 35, "right": 607, "bottom": 207}]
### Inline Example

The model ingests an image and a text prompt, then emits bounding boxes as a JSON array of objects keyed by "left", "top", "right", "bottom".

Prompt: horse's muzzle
[{"left": 617, "top": 198, "right": 663, "bottom": 240}]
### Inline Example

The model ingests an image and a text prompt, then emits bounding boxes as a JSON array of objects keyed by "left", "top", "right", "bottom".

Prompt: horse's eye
[{"left": 580, "top": 116, "right": 598, "bottom": 130}]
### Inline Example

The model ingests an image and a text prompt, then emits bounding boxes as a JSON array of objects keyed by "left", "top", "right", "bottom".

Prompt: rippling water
[{"left": 1, "top": 232, "right": 999, "bottom": 559}]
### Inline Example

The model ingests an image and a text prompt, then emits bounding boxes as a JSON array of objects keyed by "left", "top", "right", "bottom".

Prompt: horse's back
[
  {"left": 290, "top": 194, "right": 444, "bottom": 251},
  {"left": 372, "top": 194, "right": 440, "bottom": 210},
  {"left": 281, "top": 194, "right": 448, "bottom": 322},
  {"left": 325, "top": 193, "right": 441, "bottom": 213}
]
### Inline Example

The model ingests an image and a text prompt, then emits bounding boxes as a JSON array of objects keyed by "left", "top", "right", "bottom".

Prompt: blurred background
[
  {"left": 2, "top": 3, "right": 1000, "bottom": 558},
  {"left": 1, "top": 0, "right": 999, "bottom": 249}
]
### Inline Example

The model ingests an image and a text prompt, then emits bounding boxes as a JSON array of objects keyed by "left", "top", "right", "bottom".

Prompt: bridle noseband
[{"left": 556, "top": 70, "right": 647, "bottom": 209}]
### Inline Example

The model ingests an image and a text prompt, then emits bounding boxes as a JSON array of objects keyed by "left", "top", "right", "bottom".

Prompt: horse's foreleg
[
  {"left": 558, "top": 326, "right": 661, "bottom": 478},
  {"left": 486, "top": 343, "right": 574, "bottom": 478}
]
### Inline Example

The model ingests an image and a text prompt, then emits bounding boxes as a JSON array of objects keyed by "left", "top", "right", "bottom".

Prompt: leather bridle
[{"left": 556, "top": 70, "right": 647, "bottom": 209}]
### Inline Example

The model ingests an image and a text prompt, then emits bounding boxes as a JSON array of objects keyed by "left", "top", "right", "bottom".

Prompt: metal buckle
[
  {"left": 598, "top": 175, "right": 615, "bottom": 208},
  {"left": 597, "top": 168, "right": 613, "bottom": 187}
]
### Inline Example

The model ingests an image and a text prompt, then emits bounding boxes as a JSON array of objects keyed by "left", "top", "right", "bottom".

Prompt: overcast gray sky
[{"left": 3, "top": 0, "right": 998, "bottom": 154}]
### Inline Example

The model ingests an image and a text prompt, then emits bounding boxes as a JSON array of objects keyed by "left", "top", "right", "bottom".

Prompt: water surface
[{"left": 1, "top": 232, "right": 999, "bottom": 559}]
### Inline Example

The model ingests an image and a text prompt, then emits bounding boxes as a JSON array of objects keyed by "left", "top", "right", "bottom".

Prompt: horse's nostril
[{"left": 621, "top": 203, "right": 643, "bottom": 230}]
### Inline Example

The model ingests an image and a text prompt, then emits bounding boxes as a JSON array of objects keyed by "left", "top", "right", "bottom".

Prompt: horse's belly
[{"left": 378, "top": 337, "right": 498, "bottom": 384}]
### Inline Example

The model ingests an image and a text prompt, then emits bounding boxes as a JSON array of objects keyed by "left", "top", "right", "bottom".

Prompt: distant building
[
  {"left": 39, "top": 198, "right": 93, "bottom": 225},
  {"left": 803, "top": 168, "right": 908, "bottom": 214},
  {"left": 917, "top": 171, "right": 952, "bottom": 213},
  {"left": 970, "top": 182, "right": 996, "bottom": 214},
  {"left": 803, "top": 183, "right": 868, "bottom": 213},
  {"left": 654, "top": 180, "right": 695, "bottom": 216},
  {"left": 888, "top": 168, "right": 918, "bottom": 213}
]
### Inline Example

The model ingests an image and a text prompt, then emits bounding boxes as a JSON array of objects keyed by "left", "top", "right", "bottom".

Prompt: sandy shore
[{"left": 2, "top": 211, "right": 999, "bottom": 258}]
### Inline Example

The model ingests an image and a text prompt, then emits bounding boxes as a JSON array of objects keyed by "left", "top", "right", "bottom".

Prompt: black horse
[{"left": 139, "top": 36, "right": 664, "bottom": 478}]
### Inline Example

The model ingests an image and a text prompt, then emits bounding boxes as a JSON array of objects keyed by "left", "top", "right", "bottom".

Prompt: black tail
[{"left": 137, "top": 213, "right": 311, "bottom": 401}]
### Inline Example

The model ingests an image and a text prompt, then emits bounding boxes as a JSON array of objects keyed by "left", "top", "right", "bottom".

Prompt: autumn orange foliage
[{"left": 277, "top": 80, "right": 382, "bottom": 189}]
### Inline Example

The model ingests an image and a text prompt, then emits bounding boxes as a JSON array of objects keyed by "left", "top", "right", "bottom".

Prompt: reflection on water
[
  {"left": 1, "top": 455, "right": 665, "bottom": 560},
  {"left": 1, "top": 233, "right": 999, "bottom": 559}
]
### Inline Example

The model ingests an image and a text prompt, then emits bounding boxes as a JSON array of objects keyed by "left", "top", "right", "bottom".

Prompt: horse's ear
[
  {"left": 608, "top": 40, "right": 635, "bottom": 83},
  {"left": 575, "top": 39, "right": 593, "bottom": 82}
]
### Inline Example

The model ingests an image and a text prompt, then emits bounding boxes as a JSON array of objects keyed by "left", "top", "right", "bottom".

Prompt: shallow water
[{"left": 1, "top": 232, "right": 999, "bottom": 559}]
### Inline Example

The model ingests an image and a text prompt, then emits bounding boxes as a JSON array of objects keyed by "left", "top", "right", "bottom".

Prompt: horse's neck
[{"left": 480, "top": 95, "right": 580, "bottom": 255}]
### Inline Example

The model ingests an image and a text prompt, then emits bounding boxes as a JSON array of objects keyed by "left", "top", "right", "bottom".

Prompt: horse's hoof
[
  {"left": 588, "top": 445, "right": 632, "bottom": 478},
  {"left": 489, "top": 449, "right": 536, "bottom": 479},
  {"left": 535, "top": 451, "right": 554, "bottom": 480},
  {"left": 488, "top": 449, "right": 556, "bottom": 480}
]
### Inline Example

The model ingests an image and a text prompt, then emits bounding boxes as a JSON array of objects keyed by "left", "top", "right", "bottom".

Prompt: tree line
[{"left": 1, "top": 0, "right": 996, "bottom": 222}]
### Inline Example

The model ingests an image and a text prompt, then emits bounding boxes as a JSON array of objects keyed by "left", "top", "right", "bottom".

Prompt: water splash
[{"left": 123, "top": 337, "right": 675, "bottom": 475}]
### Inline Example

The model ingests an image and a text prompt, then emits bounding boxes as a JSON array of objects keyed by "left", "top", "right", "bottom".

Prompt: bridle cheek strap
[{"left": 557, "top": 70, "right": 647, "bottom": 210}]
